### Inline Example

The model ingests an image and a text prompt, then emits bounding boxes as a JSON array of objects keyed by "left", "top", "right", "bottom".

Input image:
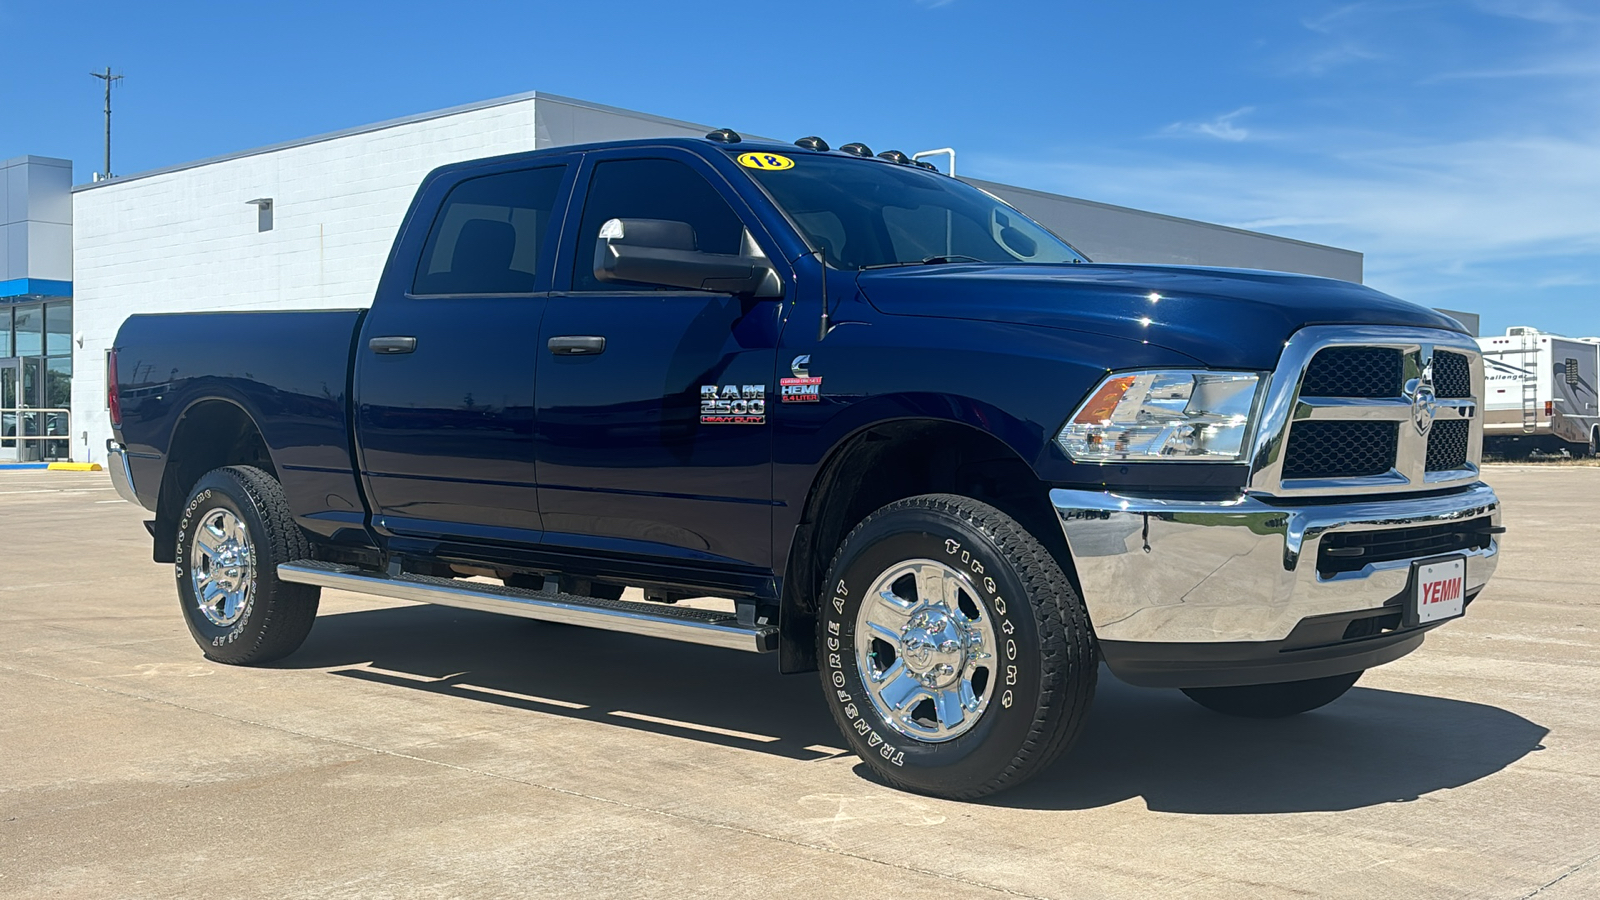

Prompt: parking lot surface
[{"left": 3, "top": 466, "right": 1598, "bottom": 899}]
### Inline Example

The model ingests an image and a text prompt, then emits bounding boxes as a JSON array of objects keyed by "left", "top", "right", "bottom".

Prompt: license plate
[{"left": 1414, "top": 557, "right": 1466, "bottom": 624}]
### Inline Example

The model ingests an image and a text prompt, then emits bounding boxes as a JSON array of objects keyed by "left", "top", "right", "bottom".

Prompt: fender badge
[
  {"left": 700, "top": 384, "right": 766, "bottom": 424},
  {"left": 780, "top": 377, "right": 822, "bottom": 403},
  {"left": 790, "top": 354, "right": 811, "bottom": 378}
]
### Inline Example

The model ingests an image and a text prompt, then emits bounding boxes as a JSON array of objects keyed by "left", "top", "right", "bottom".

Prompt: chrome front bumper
[
  {"left": 1052, "top": 482, "right": 1500, "bottom": 645},
  {"left": 106, "top": 439, "right": 142, "bottom": 506}
]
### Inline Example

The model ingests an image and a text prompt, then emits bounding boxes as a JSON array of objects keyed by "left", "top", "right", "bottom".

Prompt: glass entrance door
[{"left": 0, "top": 358, "right": 21, "bottom": 462}]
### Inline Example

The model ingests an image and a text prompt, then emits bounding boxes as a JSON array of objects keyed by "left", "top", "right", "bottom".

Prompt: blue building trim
[{"left": 0, "top": 278, "right": 72, "bottom": 300}]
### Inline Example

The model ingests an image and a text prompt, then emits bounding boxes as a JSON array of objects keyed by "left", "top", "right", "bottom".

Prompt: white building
[{"left": 67, "top": 90, "right": 1366, "bottom": 463}]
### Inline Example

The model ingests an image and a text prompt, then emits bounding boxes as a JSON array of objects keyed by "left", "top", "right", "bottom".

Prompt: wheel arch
[
  {"left": 152, "top": 398, "right": 278, "bottom": 564},
  {"left": 776, "top": 416, "right": 1083, "bottom": 674}
]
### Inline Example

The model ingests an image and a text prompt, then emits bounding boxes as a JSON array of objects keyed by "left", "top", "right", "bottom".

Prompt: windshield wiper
[{"left": 861, "top": 255, "right": 986, "bottom": 270}]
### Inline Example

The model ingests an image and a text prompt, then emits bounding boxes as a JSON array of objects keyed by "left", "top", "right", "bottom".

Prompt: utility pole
[{"left": 90, "top": 67, "right": 123, "bottom": 179}]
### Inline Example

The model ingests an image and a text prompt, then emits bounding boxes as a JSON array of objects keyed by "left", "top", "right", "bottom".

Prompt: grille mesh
[
  {"left": 1426, "top": 419, "right": 1470, "bottom": 471},
  {"left": 1301, "top": 347, "right": 1403, "bottom": 398},
  {"left": 1432, "top": 351, "right": 1472, "bottom": 399},
  {"left": 1318, "top": 518, "right": 1492, "bottom": 576},
  {"left": 1283, "top": 421, "right": 1398, "bottom": 478}
]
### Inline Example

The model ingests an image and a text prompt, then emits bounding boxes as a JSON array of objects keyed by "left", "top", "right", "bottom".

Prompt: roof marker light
[
  {"left": 705, "top": 128, "right": 743, "bottom": 144},
  {"left": 839, "top": 142, "right": 874, "bottom": 158},
  {"left": 794, "top": 136, "right": 830, "bottom": 152},
  {"left": 877, "top": 150, "right": 912, "bottom": 165}
]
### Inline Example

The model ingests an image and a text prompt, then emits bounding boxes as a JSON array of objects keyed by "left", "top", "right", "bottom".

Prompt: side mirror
[{"left": 593, "top": 218, "right": 783, "bottom": 298}]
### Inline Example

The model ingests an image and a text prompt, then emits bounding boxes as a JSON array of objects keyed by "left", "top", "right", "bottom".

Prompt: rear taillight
[
  {"left": 107, "top": 349, "right": 122, "bottom": 428},
  {"left": 1545, "top": 400, "right": 1554, "bottom": 418}
]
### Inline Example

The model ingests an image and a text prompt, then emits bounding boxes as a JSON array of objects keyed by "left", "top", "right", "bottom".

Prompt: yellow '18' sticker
[{"left": 738, "top": 152, "right": 794, "bottom": 170}]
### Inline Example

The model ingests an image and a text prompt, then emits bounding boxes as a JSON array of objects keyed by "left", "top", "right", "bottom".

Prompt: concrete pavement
[{"left": 2, "top": 466, "right": 1598, "bottom": 899}]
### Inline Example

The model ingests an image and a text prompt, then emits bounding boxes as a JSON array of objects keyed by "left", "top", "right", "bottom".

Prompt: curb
[{"left": 0, "top": 462, "right": 104, "bottom": 472}]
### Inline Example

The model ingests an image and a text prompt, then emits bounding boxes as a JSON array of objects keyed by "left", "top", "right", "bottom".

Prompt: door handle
[
  {"left": 369, "top": 336, "right": 417, "bottom": 355},
  {"left": 548, "top": 336, "right": 606, "bottom": 356}
]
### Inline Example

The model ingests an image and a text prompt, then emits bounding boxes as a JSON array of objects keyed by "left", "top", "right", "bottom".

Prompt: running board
[{"left": 277, "top": 560, "right": 778, "bottom": 653}]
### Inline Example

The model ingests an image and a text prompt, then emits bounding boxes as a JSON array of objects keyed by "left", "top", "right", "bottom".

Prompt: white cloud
[
  {"left": 1428, "top": 57, "right": 1600, "bottom": 80},
  {"left": 1163, "top": 107, "right": 1256, "bottom": 142},
  {"left": 1473, "top": 0, "right": 1598, "bottom": 25},
  {"left": 972, "top": 129, "right": 1600, "bottom": 302}
]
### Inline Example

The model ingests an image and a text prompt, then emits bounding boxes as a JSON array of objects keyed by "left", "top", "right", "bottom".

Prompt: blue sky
[{"left": 2, "top": 0, "right": 1596, "bottom": 336}]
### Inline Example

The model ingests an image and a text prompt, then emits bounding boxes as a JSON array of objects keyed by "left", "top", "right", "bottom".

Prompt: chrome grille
[
  {"left": 1426, "top": 419, "right": 1470, "bottom": 471},
  {"left": 1283, "top": 422, "right": 1398, "bottom": 478},
  {"left": 1432, "top": 351, "right": 1472, "bottom": 399},
  {"left": 1249, "top": 327, "right": 1484, "bottom": 496},
  {"left": 1300, "top": 347, "right": 1402, "bottom": 398}
]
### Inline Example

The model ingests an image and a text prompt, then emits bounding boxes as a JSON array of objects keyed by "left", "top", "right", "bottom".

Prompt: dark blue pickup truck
[{"left": 106, "top": 133, "right": 1502, "bottom": 798}]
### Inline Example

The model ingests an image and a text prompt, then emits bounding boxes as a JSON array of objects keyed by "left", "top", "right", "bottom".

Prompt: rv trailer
[{"left": 1477, "top": 327, "right": 1600, "bottom": 457}]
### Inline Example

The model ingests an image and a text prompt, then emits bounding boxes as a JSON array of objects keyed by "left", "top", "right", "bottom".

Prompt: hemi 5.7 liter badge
[
  {"left": 701, "top": 385, "right": 767, "bottom": 425},
  {"left": 780, "top": 377, "right": 822, "bottom": 403}
]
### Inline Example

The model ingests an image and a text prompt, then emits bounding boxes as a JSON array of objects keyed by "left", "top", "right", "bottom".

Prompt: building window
[
  {"left": 46, "top": 302, "right": 72, "bottom": 357},
  {"left": 13, "top": 305, "right": 42, "bottom": 357},
  {"left": 0, "top": 307, "right": 11, "bottom": 357}
]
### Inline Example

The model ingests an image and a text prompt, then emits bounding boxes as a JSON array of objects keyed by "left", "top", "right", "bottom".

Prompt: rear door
[
  {"left": 355, "top": 159, "right": 575, "bottom": 547},
  {"left": 534, "top": 149, "right": 787, "bottom": 573}
]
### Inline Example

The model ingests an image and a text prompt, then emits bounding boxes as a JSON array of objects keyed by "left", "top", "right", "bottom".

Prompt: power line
[{"left": 91, "top": 67, "right": 123, "bottom": 179}]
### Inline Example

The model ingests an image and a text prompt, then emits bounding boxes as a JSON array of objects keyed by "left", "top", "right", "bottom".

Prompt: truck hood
[{"left": 854, "top": 263, "right": 1466, "bottom": 370}]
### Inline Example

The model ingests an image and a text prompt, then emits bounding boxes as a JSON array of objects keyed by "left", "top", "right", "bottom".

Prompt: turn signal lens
[
  {"left": 1058, "top": 370, "right": 1263, "bottom": 463},
  {"left": 1073, "top": 375, "right": 1137, "bottom": 426}
]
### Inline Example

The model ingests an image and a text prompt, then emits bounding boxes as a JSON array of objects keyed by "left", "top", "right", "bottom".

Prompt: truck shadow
[
  {"left": 981, "top": 674, "right": 1549, "bottom": 813},
  {"left": 285, "top": 603, "right": 1548, "bottom": 814}
]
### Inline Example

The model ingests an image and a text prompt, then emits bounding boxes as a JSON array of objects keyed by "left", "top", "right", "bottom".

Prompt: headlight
[{"left": 1057, "top": 370, "right": 1262, "bottom": 463}]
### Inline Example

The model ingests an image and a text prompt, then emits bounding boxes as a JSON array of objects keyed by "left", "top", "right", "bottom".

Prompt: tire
[
  {"left": 175, "top": 466, "right": 320, "bottom": 665},
  {"left": 816, "top": 493, "right": 1097, "bottom": 800},
  {"left": 1182, "top": 671, "right": 1362, "bottom": 719}
]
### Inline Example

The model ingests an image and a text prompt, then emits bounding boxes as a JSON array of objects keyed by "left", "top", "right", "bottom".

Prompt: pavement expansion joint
[{"left": 1521, "top": 847, "right": 1600, "bottom": 899}]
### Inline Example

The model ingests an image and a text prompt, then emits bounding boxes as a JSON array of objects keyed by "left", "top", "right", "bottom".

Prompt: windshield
[{"left": 730, "top": 150, "right": 1086, "bottom": 270}]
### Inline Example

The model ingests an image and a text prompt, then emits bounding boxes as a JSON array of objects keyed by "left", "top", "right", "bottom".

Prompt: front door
[
  {"left": 535, "top": 150, "right": 785, "bottom": 573},
  {"left": 0, "top": 359, "right": 19, "bottom": 462},
  {"left": 354, "top": 160, "right": 575, "bottom": 548}
]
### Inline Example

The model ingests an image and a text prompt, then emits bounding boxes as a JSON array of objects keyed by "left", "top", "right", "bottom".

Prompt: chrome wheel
[
  {"left": 190, "top": 508, "right": 254, "bottom": 627},
  {"left": 855, "top": 559, "right": 997, "bottom": 743}
]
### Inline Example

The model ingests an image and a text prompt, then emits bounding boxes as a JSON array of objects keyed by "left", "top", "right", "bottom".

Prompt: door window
[
  {"left": 571, "top": 158, "right": 745, "bottom": 292},
  {"left": 412, "top": 166, "right": 567, "bottom": 295}
]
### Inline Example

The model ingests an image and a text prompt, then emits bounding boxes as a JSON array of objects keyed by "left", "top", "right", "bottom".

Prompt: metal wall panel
[{"left": 969, "top": 178, "right": 1363, "bottom": 284}]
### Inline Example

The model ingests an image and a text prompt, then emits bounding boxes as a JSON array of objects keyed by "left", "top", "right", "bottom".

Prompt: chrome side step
[{"left": 277, "top": 560, "right": 777, "bottom": 653}]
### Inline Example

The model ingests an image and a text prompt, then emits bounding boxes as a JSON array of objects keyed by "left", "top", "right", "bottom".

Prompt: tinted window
[
  {"left": 572, "top": 158, "right": 744, "bottom": 291},
  {"left": 735, "top": 152, "right": 1083, "bottom": 270},
  {"left": 413, "top": 166, "right": 566, "bottom": 295}
]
